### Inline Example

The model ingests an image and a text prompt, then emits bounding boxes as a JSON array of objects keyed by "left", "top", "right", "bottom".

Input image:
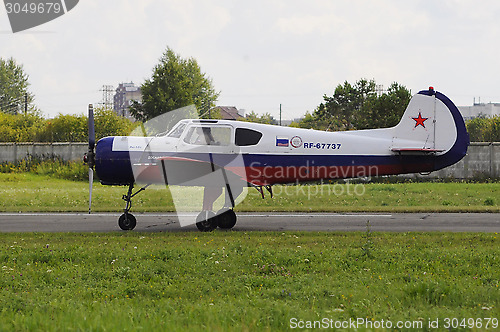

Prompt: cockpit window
[
  {"left": 166, "top": 122, "right": 187, "bottom": 138},
  {"left": 235, "top": 128, "right": 263, "bottom": 146},
  {"left": 183, "top": 126, "right": 231, "bottom": 146}
]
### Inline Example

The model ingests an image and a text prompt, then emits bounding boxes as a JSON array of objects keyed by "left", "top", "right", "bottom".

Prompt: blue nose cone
[{"left": 95, "top": 137, "right": 135, "bottom": 185}]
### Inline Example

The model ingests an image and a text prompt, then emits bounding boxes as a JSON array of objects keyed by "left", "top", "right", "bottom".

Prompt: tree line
[
  {"left": 466, "top": 116, "right": 500, "bottom": 142},
  {"left": 291, "top": 79, "right": 412, "bottom": 131},
  {"left": 1, "top": 52, "right": 499, "bottom": 142},
  {"left": 0, "top": 108, "right": 136, "bottom": 142}
]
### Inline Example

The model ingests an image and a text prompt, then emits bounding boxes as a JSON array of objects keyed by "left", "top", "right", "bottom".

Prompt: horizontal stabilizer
[{"left": 391, "top": 147, "right": 445, "bottom": 154}]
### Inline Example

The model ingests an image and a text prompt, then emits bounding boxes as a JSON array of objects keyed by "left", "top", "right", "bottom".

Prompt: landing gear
[
  {"left": 196, "top": 210, "right": 217, "bottom": 232},
  {"left": 116, "top": 182, "right": 241, "bottom": 232},
  {"left": 196, "top": 185, "right": 240, "bottom": 232},
  {"left": 195, "top": 209, "right": 237, "bottom": 231},
  {"left": 118, "top": 183, "right": 150, "bottom": 231},
  {"left": 216, "top": 208, "right": 237, "bottom": 229}
]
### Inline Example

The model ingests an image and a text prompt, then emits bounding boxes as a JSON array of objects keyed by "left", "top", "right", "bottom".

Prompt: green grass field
[
  {"left": 0, "top": 173, "right": 498, "bottom": 213},
  {"left": 0, "top": 232, "right": 498, "bottom": 331},
  {"left": 0, "top": 173, "right": 498, "bottom": 330}
]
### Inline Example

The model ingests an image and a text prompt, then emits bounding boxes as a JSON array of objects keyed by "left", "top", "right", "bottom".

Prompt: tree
[
  {"left": 466, "top": 116, "right": 500, "bottom": 142},
  {"left": 130, "top": 47, "right": 220, "bottom": 122},
  {"left": 297, "top": 79, "right": 411, "bottom": 131},
  {"left": 321, "top": 79, "right": 376, "bottom": 130},
  {"left": 292, "top": 108, "right": 339, "bottom": 131},
  {"left": 240, "top": 111, "right": 277, "bottom": 125},
  {"left": 0, "top": 57, "right": 34, "bottom": 115},
  {"left": 357, "top": 82, "right": 412, "bottom": 129}
]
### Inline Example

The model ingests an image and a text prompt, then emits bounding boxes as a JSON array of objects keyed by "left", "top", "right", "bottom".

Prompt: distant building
[
  {"left": 213, "top": 106, "right": 244, "bottom": 120},
  {"left": 113, "top": 82, "right": 142, "bottom": 120},
  {"left": 458, "top": 102, "right": 500, "bottom": 120}
]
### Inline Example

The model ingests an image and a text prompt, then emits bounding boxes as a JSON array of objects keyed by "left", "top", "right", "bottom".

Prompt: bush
[
  {"left": 0, "top": 107, "right": 139, "bottom": 143},
  {"left": 0, "top": 157, "right": 90, "bottom": 181},
  {"left": 466, "top": 116, "right": 500, "bottom": 142},
  {"left": 0, "top": 111, "right": 46, "bottom": 142}
]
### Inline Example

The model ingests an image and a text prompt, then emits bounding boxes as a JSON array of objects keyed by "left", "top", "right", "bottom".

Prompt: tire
[
  {"left": 216, "top": 208, "right": 237, "bottom": 229},
  {"left": 196, "top": 211, "right": 217, "bottom": 232},
  {"left": 118, "top": 213, "right": 137, "bottom": 230}
]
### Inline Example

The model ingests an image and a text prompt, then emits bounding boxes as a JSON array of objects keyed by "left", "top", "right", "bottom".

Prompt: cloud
[{"left": 1, "top": 0, "right": 499, "bottom": 118}]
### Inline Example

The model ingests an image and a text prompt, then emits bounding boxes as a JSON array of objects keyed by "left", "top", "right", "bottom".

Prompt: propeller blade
[
  {"left": 88, "top": 104, "right": 95, "bottom": 148},
  {"left": 88, "top": 167, "right": 94, "bottom": 214},
  {"left": 88, "top": 104, "right": 95, "bottom": 215}
]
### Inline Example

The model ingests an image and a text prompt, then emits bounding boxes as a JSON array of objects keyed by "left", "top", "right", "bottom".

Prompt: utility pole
[
  {"left": 24, "top": 93, "right": 28, "bottom": 114},
  {"left": 279, "top": 104, "right": 282, "bottom": 126}
]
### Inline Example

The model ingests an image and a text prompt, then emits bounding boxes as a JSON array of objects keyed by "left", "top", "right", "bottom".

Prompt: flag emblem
[{"left": 276, "top": 136, "right": 289, "bottom": 147}]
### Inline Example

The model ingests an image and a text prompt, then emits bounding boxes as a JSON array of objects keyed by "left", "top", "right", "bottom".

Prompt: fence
[
  {"left": 0, "top": 142, "right": 499, "bottom": 179},
  {"left": 0, "top": 142, "right": 87, "bottom": 163},
  {"left": 430, "top": 142, "right": 499, "bottom": 179}
]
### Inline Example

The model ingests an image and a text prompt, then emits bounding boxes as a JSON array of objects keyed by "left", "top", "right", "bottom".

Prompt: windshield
[{"left": 166, "top": 121, "right": 187, "bottom": 138}]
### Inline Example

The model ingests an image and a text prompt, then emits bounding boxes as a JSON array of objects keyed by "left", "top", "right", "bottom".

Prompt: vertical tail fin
[{"left": 391, "top": 88, "right": 469, "bottom": 169}]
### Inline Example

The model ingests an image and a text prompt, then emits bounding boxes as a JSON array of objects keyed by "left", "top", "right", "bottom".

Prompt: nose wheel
[
  {"left": 117, "top": 183, "right": 150, "bottom": 231},
  {"left": 119, "top": 213, "right": 137, "bottom": 230}
]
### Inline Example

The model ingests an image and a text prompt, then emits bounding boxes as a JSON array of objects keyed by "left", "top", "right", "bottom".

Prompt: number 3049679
[{"left": 5, "top": 2, "right": 62, "bottom": 14}]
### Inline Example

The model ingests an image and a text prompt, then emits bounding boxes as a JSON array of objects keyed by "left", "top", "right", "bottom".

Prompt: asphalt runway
[{"left": 0, "top": 212, "right": 498, "bottom": 233}]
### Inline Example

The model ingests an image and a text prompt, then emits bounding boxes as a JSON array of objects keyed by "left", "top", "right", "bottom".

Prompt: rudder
[{"left": 391, "top": 87, "right": 469, "bottom": 170}]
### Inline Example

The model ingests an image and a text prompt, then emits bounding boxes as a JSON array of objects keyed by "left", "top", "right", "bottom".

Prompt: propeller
[{"left": 85, "top": 104, "right": 95, "bottom": 214}]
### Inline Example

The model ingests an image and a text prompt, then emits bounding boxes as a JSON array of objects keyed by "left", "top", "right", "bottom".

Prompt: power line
[
  {"left": 0, "top": 94, "right": 30, "bottom": 114},
  {"left": 0, "top": 96, "right": 25, "bottom": 106}
]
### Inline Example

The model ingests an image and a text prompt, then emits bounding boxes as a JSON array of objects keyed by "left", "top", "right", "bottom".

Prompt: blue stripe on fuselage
[{"left": 94, "top": 130, "right": 463, "bottom": 186}]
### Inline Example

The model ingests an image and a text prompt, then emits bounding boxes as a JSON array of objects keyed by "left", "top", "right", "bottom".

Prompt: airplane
[{"left": 84, "top": 87, "right": 469, "bottom": 231}]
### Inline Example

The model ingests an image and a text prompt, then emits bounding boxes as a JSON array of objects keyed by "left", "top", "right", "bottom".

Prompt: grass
[
  {"left": 0, "top": 173, "right": 498, "bottom": 212},
  {"left": 0, "top": 168, "right": 498, "bottom": 330},
  {"left": 0, "top": 231, "right": 498, "bottom": 331}
]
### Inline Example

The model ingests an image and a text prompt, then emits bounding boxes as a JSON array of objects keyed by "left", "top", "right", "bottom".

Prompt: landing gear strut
[{"left": 118, "top": 183, "right": 150, "bottom": 230}]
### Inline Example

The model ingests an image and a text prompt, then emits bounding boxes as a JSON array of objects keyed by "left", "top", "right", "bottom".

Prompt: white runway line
[{"left": 0, "top": 212, "right": 392, "bottom": 218}]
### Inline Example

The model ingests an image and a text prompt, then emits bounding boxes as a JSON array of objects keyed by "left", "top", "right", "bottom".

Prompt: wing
[{"left": 156, "top": 156, "right": 249, "bottom": 187}]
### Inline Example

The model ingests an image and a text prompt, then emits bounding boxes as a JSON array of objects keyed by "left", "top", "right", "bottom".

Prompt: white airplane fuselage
[{"left": 95, "top": 89, "right": 469, "bottom": 187}]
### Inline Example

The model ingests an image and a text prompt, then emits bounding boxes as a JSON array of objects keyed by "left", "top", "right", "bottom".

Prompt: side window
[
  {"left": 183, "top": 126, "right": 231, "bottom": 146},
  {"left": 235, "top": 128, "right": 263, "bottom": 146}
]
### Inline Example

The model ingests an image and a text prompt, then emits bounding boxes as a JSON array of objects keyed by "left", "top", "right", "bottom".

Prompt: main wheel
[
  {"left": 118, "top": 213, "right": 137, "bottom": 230},
  {"left": 216, "top": 208, "right": 237, "bottom": 229},
  {"left": 196, "top": 211, "right": 217, "bottom": 232}
]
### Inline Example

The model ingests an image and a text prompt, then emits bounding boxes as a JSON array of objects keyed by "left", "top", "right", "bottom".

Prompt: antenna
[{"left": 375, "top": 84, "right": 384, "bottom": 97}]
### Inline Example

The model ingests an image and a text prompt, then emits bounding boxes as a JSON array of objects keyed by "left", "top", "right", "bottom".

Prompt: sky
[{"left": 1, "top": 0, "right": 500, "bottom": 120}]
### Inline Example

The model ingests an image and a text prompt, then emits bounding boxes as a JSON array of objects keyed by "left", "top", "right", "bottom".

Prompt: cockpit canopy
[{"left": 166, "top": 120, "right": 263, "bottom": 147}]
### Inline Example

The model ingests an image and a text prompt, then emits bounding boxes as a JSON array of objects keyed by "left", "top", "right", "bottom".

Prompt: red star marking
[{"left": 412, "top": 112, "right": 428, "bottom": 128}]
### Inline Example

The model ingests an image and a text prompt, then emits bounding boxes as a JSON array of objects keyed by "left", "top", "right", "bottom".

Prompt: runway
[{"left": 0, "top": 212, "right": 498, "bottom": 232}]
